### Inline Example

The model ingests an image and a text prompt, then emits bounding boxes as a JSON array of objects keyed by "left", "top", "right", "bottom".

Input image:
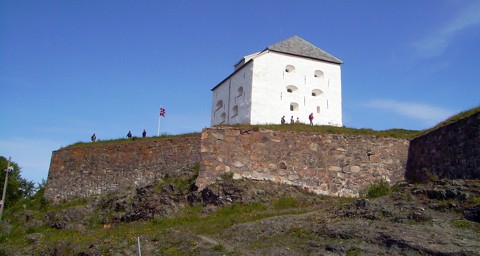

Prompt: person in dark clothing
[
  {"left": 127, "top": 131, "right": 132, "bottom": 138},
  {"left": 309, "top": 113, "right": 314, "bottom": 126},
  {"left": 281, "top": 116, "right": 286, "bottom": 124},
  {"left": 142, "top": 129, "right": 147, "bottom": 138},
  {"left": 91, "top": 133, "right": 96, "bottom": 142}
]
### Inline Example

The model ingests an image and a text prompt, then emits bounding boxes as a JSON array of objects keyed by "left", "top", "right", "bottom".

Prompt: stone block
[
  {"left": 350, "top": 166, "right": 361, "bottom": 173},
  {"left": 328, "top": 166, "right": 342, "bottom": 172}
]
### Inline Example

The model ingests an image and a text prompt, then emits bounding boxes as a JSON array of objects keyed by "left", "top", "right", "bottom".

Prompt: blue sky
[{"left": 1, "top": 0, "right": 479, "bottom": 184}]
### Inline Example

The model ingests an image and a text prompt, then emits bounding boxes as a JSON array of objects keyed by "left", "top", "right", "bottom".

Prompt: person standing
[
  {"left": 281, "top": 116, "right": 286, "bottom": 124},
  {"left": 127, "top": 131, "right": 132, "bottom": 138},
  {"left": 91, "top": 133, "right": 96, "bottom": 142},
  {"left": 309, "top": 113, "right": 314, "bottom": 126},
  {"left": 142, "top": 129, "right": 147, "bottom": 138},
  {"left": 290, "top": 116, "right": 294, "bottom": 124}
]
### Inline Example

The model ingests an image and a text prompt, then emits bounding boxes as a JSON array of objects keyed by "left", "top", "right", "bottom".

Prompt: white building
[{"left": 211, "top": 36, "right": 343, "bottom": 127}]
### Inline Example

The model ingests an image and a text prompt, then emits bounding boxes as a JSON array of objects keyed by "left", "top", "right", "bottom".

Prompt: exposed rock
[
  {"left": 26, "top": 233, "right": 43, "bottom": 244},
  {"left": 3, "top": 178, "right": 480, "bottom": 256},
  {"left": 464, "top": 204, "right": 480, "bottom": 223}
]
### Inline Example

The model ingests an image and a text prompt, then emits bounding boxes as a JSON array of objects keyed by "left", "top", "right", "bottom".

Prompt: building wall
[
  {"left": 406, "top": 112, "right": 480, "bottom": 181},
  {"left": 211, "top": 62, "right": 253, "bottom": 126},
  {"left": 196, "top": 127, "right": 408, "bottom": 197},
  {"left": 250, "top": 51, "right": 342, "bottom": 126},
  {"left": 211, "top": 52, "right": 342, "bottom": 127},
  {"left": 44, "top": 136, "right": 201, "bottom": 200}
]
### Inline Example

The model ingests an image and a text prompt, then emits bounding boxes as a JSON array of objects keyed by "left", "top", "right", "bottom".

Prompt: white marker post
[
  {"left": 137, "top": 236, "right": 142, "bottom": 256},
  {"left": 157, "top": 107, "right": 166, "bottom": 136}
]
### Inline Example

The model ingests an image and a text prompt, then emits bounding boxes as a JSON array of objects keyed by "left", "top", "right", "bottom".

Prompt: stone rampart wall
[
  {"left": 196, "top": 128, "right": 409, "bottom": 197},
  {"left": 46, "top": 111, "right": 478, "bottom": 200},
  {"left": 45, "top": 136, "right": 200, "bottom": 200},
  {"left": 406, "top": 112, "right": 480, "bottom": 181}
]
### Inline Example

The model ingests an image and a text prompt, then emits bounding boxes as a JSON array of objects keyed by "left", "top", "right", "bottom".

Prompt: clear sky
[{"left": 1, "top": 0, "right": 479, "bottom": 184}]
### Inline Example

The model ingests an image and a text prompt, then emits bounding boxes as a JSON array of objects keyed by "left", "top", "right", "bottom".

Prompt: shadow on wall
[{"left": 406, "top": 112, "right": 480, "bottom": 182}]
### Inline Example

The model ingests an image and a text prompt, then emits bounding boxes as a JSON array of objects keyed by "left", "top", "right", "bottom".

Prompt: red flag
[{"left": 160, "top": 108, "right": 166, "bottom": 117}]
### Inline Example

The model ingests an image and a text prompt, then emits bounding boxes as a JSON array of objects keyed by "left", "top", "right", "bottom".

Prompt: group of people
[
  {"left": 90, "top": 129, "right": 148, "bottom": 142},
  {"left": 281, "top": 113, "right": 315, "bottom": 126},
  {"left": 127, "top": 129, "right": 147, "bottom": 138}
]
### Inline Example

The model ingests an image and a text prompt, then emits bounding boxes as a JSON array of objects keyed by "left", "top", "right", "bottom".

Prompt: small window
[
  {"left": 232, "top": 105, "right": 238, "bottom": 116},
  {"left": 216, "top": 100, "right": 223, "bottom": 109},
  {"left": 285, "top": 65, "right": 295, "bottom": 73},
  {"left": 286, "top": 85, "right": 298, "bottom": 93},
  {"left": 312, "top": 89, "right": 323, "bottom": 97},
  {"left": 220, "top": 112, "right": 226, "bottom": 123},
  {"left": 317, "top": 106, "right": 321, "bottom": 113},
  {"left": 290, "top": 102, "right": 299, "bottom": 111},
  {"left": 314, "top": 70, "right": 324, "bottom": 78},
  {"left": 237, "top": 87, "right": 244, "bottom": 97}
]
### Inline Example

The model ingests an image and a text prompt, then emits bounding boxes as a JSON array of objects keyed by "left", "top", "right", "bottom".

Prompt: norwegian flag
[{"left": 160, "top": 108, "right": 166, "bottom": 117}]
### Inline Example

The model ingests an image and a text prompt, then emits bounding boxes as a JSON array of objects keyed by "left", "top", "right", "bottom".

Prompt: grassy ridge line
[
  {"left": 64, "top": 132, "right": 201, "bottom": 149},
  {"left": 64, "top": 105, "right": 480, "bottom": 148},
  {"left": 414, "top": 105, "right": 480, "bottom": 138},
  {"left": 227, "top": 124, "right": 420, "bottom": 139}
]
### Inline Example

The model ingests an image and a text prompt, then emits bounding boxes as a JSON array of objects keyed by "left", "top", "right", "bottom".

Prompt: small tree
[{"left": 0, "top": 156, "right": 35, "bottom": 208}]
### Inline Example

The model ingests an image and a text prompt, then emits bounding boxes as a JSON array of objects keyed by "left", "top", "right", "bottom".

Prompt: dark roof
[
  {"left": 266, "top": 36, "right": 343, "bottom": 64},
  {"left": 212, "top": 36, "right": 343, "bottom": 91}
]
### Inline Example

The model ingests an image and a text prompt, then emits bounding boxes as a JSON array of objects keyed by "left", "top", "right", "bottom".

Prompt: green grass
[
  {"left": 273, "top": 196, "right": 301, "bottom": 210},
  {"left": 60, "top": 105, "right": 480, "bottom": 150},
  {"left": 0, "top": 192, "right": 313, "bottom": 254},
  {"left": 452, "top": 219, "right": 472, "bottom": 229},
  {"left": 469, "top": 196, "right": 480, "bottom": 205},
  {"left": 415, "top": 105, "right": 480, "bottom": 138},
  {"left": 155, "top": 163, "right": 200, "bottom": 192},
  {"left": 225, "top": 123, "right": 421, "bottom": 139},
  {"left": 64, "top": 132, "right": 201, "bottom": 149}
]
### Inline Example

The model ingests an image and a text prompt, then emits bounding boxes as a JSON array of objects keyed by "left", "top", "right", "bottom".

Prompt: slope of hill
[{"left": 1, "top": 165, "right": 479, "bottom": 255}]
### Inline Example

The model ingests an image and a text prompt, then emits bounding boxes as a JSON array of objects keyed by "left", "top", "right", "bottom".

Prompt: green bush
[{"left": 364, "top": 180, "right": 391, "bottom": 198}]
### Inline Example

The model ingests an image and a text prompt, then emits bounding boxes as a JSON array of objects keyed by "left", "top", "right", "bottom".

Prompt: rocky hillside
[{"left": 1, "top": 166, "right": 479, "bottom": 255}]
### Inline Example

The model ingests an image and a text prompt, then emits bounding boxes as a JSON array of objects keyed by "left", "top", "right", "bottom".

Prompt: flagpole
[
  {"left": 157, "top": 107, "right": 161, "bottom": 136},
  {"left": 158, "top": 107, "right": 166, "bottom": 136}
]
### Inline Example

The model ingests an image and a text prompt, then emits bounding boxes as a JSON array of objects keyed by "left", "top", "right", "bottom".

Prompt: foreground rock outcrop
[{"left": 2, "top": 173, "right": 479, "bottom": 255}]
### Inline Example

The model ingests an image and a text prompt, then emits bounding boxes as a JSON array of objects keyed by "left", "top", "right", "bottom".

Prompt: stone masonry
[
  {"left": 45, "top": 111, "right": 478, "bottom": 200},
  {"left": 196, "top": 127, "right": 409, "bottom": 197},
  {"left": 45, "top": 136, "right": 200, "bottom": 200},
  {"left": 406, "top": 112, "right": 480, "bottom": 181}
]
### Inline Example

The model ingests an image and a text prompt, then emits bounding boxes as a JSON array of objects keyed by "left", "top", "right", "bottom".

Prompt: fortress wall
[
  {"left": 44, "top": 136, "right": 200, "bottom": 200},
  {"left": 45, "top": 111, "right": 478, "bottom": 201},
  {"left": 196, "top": 127, "right": 409, "bottom": 197},
  {"left": 406, "top": 112, "right": 480, "bottom": 181}
]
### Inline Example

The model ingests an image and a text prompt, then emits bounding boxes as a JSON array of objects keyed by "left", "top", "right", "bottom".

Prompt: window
[
  {"left": 220, "top": 112, "right": 226, "bottom": 123},
  {"left": 286, "top": 85, "right": 298, "bottom": 93},
  {"left": 285, "top": 65, "right": 295, "bottom": 73},
  {"left": 314, "top": 70, "right": 324, "bottom": 78},
  {"left": 237, "top": 87, "right": 244, "bottom": 97},
  {"left": 317, "top": 106, "right": 321, "bottom": 113},
  {"left": 232, "top": 105, "right": 238, "bottom": 116},
  {"left": 290, "top": 102, "right": 299, "bottom": 111},
  {"left": 311, "top": 89, "right": 323, "bottom": 97},
  {"left": 216, "top": 100, "right": 223, "bottom": 109}
]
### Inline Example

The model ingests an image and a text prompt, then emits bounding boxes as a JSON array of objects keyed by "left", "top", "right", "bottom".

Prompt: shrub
[
  {"left": 364, "top": 180, "right": 391, "bottom": 198},
  {"left": 220, "top": 172, "right": 234, "bottom": 180},
  {"left": 470, "top": 196, "right": 480, "bottom": 205}
]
